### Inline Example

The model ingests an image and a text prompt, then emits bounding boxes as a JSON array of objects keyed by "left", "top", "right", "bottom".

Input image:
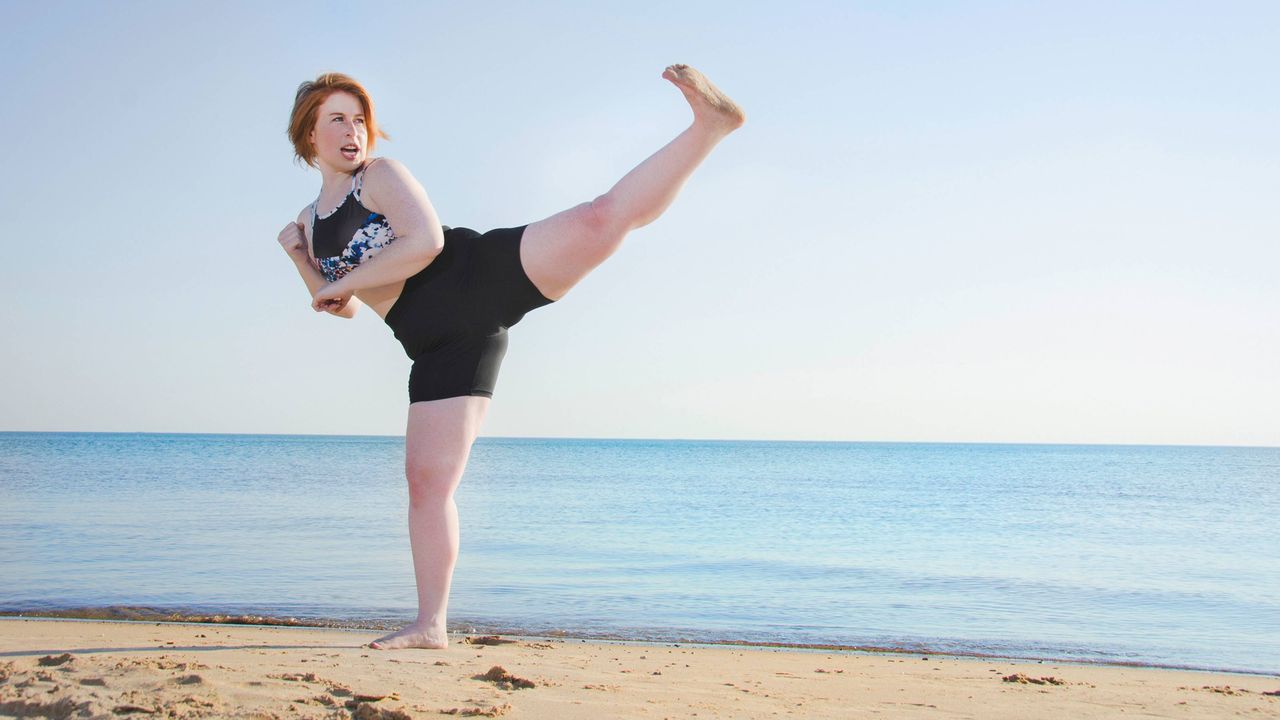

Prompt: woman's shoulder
[
  {"left": 360, "top": 155, "right": 414, "bottom": 185},
  {"left": 295, "top": 201, "right": 316, "bottom": 226},
  {"left": 358, "top": 156, "right": 423, "bottom": 211}
]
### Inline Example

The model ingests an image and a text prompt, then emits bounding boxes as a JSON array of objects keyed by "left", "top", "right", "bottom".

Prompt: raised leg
[
  {"left": 520, "top": 64, "right": 746, "bottom": 302},
  {"left": 368, "top": 395, "right": 490, "bottom": 650}
]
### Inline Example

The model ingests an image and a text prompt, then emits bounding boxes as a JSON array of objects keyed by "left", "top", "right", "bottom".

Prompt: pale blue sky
[{"left": 3, "top": 1, "right": 1276, "bottom": 445}]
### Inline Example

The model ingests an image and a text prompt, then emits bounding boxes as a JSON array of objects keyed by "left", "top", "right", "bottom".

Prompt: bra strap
[{"left": 353, "top": 158, "right": 377, "bottom": 202}]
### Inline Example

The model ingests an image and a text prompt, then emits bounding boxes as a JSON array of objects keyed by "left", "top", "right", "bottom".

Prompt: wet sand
[{"left": 1, "top": 618, "right": 1277, "bottom": 718}]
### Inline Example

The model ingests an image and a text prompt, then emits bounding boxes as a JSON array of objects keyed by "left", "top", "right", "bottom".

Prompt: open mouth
[{"left": 341, "top": 145, "right": 359, "bottom": 160}]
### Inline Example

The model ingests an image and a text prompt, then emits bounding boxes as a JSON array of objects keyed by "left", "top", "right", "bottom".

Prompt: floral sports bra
[{"left": 309, "top": 160, "right": 397, "bottom": 283}]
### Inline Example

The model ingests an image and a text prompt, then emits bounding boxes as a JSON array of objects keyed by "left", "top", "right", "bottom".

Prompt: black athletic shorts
[{"left": 383, "top": 225, "right": 555, "bottom": 403}]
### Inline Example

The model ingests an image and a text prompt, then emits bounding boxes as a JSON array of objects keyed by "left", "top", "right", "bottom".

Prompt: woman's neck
[{"left": 317, "top": 160, "right": 362, "bottom": 198}]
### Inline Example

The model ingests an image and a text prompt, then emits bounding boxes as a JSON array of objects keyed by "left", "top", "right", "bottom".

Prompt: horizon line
[{"left": 0, "top": 429, "right": 1276, "bottom": 451}]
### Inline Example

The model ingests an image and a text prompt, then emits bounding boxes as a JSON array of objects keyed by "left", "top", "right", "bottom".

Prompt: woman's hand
[
  {"left": 277, "top": 221, "right": 309, "bottom": 261},
  {"left": 312, "top": 281, "right": 353, "bottom": 313}
]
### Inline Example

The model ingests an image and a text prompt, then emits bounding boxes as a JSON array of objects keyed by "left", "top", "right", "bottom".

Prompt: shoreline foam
[{"left": 3, "top": 608, "right": 1276, "bottom": 679}]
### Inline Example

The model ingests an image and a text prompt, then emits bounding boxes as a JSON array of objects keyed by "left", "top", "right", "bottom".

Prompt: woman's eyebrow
[{"left": 327, "top": 112, "right": 365, "bottom": 118}]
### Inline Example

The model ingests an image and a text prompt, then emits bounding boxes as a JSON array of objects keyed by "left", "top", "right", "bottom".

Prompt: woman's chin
[{"left": 322, "top": 155, "right": 363, "bottom": 171}]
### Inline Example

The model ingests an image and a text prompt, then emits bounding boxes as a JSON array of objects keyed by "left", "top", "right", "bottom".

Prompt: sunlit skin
[
  {"left": 278, "top": 65, "right": 745, "bottom": 650},
  {"left": 310, "top": 92, "right": 370, "bottom": 205}
]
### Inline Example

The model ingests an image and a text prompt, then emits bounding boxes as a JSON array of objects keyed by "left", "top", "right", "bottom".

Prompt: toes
[{"left": 663, "top": 64, "right": 691, "bottom": 80}]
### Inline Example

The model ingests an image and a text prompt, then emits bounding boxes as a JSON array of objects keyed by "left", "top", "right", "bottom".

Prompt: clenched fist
[{"left": 277, "top": 221, "right": 309, "bottom": 260}]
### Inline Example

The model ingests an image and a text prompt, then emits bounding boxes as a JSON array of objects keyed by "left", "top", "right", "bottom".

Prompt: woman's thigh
[
  {"left": 519, "top": 200, "right": 625, "bottom": 302},
  {"left": 404, "top": 395, "right": 491, "bottom": 500}
]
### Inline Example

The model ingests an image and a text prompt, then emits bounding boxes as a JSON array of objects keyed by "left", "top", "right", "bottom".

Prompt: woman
[{"left": 276, "top": 64, "right": 744, "bottom": 650}]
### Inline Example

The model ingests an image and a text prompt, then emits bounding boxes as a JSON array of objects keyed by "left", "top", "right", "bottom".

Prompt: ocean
[{"left": 1, "top": 432, "right": 1276, "bottom": 676}]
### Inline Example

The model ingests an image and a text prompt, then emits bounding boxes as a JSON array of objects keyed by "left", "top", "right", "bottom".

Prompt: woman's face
[{"left": 309, "top": 91, "right": 368, "bottom": 171}]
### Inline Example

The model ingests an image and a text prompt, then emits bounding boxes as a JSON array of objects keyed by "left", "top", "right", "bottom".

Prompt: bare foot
[
  {"left": 662, "top": 63, "right": 746, "bottom": 133},
  {"left": 367, "top": 623, "right": 449, "bottom": 650}
]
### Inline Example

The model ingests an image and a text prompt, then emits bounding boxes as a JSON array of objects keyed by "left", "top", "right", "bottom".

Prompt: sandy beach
[{"left": 1, "top": 618, "right": 1276, "bottom": 719}]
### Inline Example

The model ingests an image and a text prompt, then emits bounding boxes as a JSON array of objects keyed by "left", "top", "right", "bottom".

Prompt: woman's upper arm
[{"left": 362, "top": 158, "right": 444, "bottom": 256}]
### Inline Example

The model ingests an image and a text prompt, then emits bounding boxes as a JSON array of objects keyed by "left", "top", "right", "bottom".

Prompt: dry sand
[{"left": 1, "top": 618, "right": 1276, "bottom": 719}]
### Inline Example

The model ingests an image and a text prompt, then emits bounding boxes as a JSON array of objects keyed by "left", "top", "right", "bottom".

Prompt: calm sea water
[{"left": 1, "top": 432, "right": 1276, "bottom": 676}]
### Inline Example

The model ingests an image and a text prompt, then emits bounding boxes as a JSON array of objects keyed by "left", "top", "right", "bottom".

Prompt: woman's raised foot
[{"left": 662, "top": 63, "right": 746, "bottom": 133}]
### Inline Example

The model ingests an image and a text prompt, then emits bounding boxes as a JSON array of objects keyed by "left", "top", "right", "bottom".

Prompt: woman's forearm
[
  {"left": 291, "top": 253, "right": 329, "bottom": 297},
  {"left": 290, "top": 254, "right": 357, "bottom": 318},
  {"left": 334, "top": 233, "right": 441, "bottom": 294}
]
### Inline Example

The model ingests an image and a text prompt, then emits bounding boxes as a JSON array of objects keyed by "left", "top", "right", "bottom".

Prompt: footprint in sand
[
  {"left": 1002, "top": 673, "right": 1068, "bottom": 685},
  {"left": 439, "top": 703, "right": 513, "bottom": 717},
  {"left": 36, "top": 653, "right": 74, "bottom": 666}
]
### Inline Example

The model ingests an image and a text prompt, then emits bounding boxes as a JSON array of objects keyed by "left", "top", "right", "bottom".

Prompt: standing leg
[
  {"left": 520, "top": 64, "right": 746, "bottom": 301},
  {"left": 369, "top": 395, "right": 490, "bottom": 650}
]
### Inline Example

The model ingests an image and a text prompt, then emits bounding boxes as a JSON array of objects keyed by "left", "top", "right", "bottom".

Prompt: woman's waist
[{"left": 381, "top": 234, "right": 479, "bottom": 328}]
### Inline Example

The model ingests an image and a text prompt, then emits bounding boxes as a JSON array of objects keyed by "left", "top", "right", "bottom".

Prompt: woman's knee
[
  {"left": 405, "top": 455, "right": 466, "bottom": 505},
  {"left": 589, "top": 192, "right": 637, "bottom": 238}
]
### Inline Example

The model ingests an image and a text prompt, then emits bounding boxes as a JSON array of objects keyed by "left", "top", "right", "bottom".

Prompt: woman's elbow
[{"left": 417, "top": 235, "right": 444, "bottom": 264}]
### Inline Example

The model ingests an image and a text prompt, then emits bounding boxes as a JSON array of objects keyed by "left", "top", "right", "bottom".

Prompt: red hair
[{"left": 288, "top": 72, "right": 390, "bottom": 169}]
